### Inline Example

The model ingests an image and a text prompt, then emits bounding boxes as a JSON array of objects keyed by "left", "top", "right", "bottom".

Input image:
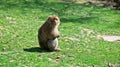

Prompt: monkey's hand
[
  {"left": 56, "top": 35, "right": 60, "bottom": 38},
  {"left": 53, "top": 37, "right": 57, "bottom": 40},
  {"left": 50, "top": 35, "right": 59, "bottom": 40}
]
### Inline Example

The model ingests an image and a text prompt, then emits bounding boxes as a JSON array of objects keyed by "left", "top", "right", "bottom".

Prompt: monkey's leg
[
  {"left": 39, "top": 42, "right": 46, "bottom": 49},
  {"left": 47, "top": 38, "right": 61, "bottom": 51},
  {"left": 38, "top": 34, "right": 49, "bottom": 50}
]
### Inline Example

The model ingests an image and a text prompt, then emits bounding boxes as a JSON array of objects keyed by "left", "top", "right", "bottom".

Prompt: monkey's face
[{"left": 48, "top": 15, "right": 60, "bottom": 26}]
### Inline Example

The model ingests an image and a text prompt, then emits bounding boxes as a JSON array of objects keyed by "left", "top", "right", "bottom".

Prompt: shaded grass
[{"left": 0, "top": 0, "right": 120, "bottom": 67}]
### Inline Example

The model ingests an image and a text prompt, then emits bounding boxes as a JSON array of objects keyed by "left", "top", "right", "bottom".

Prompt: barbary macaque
[{"left": 38, "top": 15, "right": 61, "bottom": 51}]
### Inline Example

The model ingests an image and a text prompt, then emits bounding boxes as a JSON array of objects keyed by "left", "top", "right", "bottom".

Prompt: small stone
[{"left": 56, "top": 56, "right": 61, "bottom": 59}]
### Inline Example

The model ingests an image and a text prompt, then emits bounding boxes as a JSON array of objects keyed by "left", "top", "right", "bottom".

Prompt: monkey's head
[{"left": 47, "top": 15, "right": 60, "bottom": 26}]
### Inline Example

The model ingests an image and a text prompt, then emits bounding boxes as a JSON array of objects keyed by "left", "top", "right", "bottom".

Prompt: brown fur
[{"left": 38, "top": 15, "right": 60, "bottom": 51}]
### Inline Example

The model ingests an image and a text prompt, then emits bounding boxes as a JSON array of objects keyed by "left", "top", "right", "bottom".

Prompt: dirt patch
[
  {"left": 61, "top": 0, "right": 108, "bottom": 6},
  {"left": 61, "top": 0, "right": 120, "bottom": 9},
  {"left": 79, "top": 28, "right": 120, "bottom": 42},
  {"left": 68, "top": 37, "right": 79, "bottom": 41},
  {"left": 97, "top": 35, "right": 120, "bottom": 42}
]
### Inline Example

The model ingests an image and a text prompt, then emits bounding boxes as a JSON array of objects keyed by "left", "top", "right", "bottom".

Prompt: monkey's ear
[
  {"left": 48, "top": 16, "right": 52, "bottom": 19},
  {"left": 46, "top": 16, "right": 51, "bottom": 22},
  {"left": 47, "top": 16, "right": 53, "bottom": 21}
]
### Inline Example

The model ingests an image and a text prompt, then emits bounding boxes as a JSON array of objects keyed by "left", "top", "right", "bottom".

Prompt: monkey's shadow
[{"left": 23, "top": 47, "right": 53, "bottom": 53}]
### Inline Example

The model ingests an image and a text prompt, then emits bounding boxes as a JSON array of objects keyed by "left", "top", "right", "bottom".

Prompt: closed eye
[{"left": 54, "top": 18, "right": 58, "bottom": 21}]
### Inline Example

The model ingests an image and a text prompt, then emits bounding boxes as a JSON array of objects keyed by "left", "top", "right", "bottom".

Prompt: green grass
[{"left": 0, "top": 0, "right": 120, "bottom": 67}]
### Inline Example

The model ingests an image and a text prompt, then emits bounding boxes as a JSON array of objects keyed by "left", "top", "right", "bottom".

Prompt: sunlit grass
[{"left": 0, "top": 0, "right": 120, "bottom": 67}]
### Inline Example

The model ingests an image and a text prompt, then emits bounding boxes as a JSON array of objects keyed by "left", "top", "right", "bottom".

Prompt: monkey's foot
[{"left": 55, "top": 48, "right": 61, "bottom": 51}]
